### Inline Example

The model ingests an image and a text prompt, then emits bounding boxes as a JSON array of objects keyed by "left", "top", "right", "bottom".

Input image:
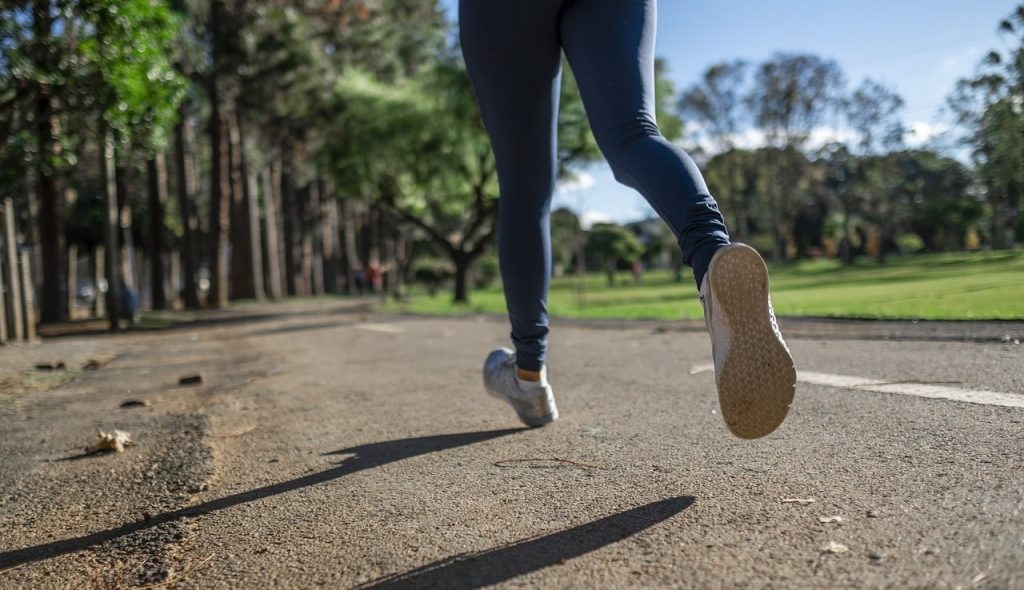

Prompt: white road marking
[
  {"left": 689, "top": 363, "right": 1024, "bottom": 409},
  {"left": 355, "top": 323, "right": 404, "bottom": 334}
]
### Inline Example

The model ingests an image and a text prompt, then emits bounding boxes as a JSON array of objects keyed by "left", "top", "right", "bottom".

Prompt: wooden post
[
  {"left": 66, "top": 243, "right": 78, "bottom": 320},
  {"left": 19, "top": 250, "right": 36, "bottom": 341},
  {"left": 93, "top": 246, "right": 106, "bottom": 318},
  {"left": 0, "top": 253, "right": 7, "bottom": 344},
  {"left": 2, "top": 198, "right": 24, "bottom": 341}
]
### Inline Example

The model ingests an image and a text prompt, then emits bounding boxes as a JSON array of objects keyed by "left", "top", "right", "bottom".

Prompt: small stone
[
  {"left": 868, "top": 551, "right": 883, "bottom": 562},
  {"left": 866, "top": 510, "right": 879, "bottom": 518},
  {"left": 179, "top": 373, "right": 204, "bottom": 386},
  {"left": 822, "top": 541, "right": 849, "bottom": 554},
  {"left": 120, "top": 399, "right": 150, "bottom": 408}
]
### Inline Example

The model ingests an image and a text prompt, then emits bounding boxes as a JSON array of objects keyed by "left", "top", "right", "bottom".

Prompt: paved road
[{"left": 1, "top": 300, "right": 1022, "bottom": 588}]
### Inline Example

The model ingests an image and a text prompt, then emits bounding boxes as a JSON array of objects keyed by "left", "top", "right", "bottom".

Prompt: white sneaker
[
  {"left": 483, "top": 348, "right": 559, "bottom": 427},
  {"left": 700, "top": 243, "right": 796, "bottom": 439}
]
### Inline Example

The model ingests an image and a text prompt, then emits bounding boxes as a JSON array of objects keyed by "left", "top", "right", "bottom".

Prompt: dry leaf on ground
[{"left": 86, "top": 430, "right": 135, "bottom": 453}]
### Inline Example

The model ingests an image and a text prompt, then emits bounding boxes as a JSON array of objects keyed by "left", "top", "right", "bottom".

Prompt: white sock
[{"left": 515, "top": 373, "right": 546, "bottom": 390}]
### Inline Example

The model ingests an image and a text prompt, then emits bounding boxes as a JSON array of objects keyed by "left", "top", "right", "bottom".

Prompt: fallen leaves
[
  {"left": 822, "top": 541, "right": 849, "bottom": 554},
  {"left": 86, "top": 430, "right": 135, "bottom": 454}
]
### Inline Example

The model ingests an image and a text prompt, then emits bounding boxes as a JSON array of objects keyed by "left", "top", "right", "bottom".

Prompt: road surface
[{"left": 1, "top": 300, "right": 1022, "bottom": 588}]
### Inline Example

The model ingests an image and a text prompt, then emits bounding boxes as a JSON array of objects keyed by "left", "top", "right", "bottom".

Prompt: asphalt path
[{"left": 1, "top": 300, "right": 1021, "bottom": 588}]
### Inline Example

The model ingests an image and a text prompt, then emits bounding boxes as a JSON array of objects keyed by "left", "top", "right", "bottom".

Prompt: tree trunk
[
  {"left": 452, "top": 253, "right": 473, "bottom": 304},
  {"left": 115, "top": 159, "right": 137, "bottom": 295},
  {"left": 36, "top": 98, "right": 63, "bottom": 324},
  {"left": 19, "top": 251, "right": 36, "bottom": 341},
  {"left": 207, "top": 0, "right": 231, "bottom": 309},
  {"left": 390, "top": 222, "right": 405, "bottom": 299},
  {"left": 239, "top": 118, "right": 265, "bottom": 301},
  {"left": 173, "top": 105, "right": 201, "bottom": 309},
  {"left": 146, "top": 154, "right": 168, "bottom": 310},
  {"left": 322, "top": 197, "right": 340, "bottom": 293},
  {"left": 100, "top": 131, "right": 120, "bottom": 329},
  {"left": 281, "top": 161, "right": 300, "bottom": 296},
  {"left": 341, "top": 199, "right": 360, "bottom": 294},
  {"left": 34, "top": 0, "right": 64, "bottom": 324},
  {"left": 2, "top": 198, "right": 24, "bottom": 339},
  {"left": 261, "top": 165, "right": 284, "bottom": 299},
  {"left": 92, "top": 246, "right": 105, "bottom": 318},
  {"left": 207, "top": 110, "right": 231, "bottom": 308},
  {"left": 227, "top": 110, "right": 253, "bottom": 300},
  {"left": 66, "top": 243, "right": 77, "bottom": 320},
  {"left": 308, "top": 181, "right": 324, "bottom": 295}
]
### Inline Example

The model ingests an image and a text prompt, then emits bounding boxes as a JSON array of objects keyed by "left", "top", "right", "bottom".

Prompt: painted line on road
[{"left": 689, "top": 363, "right": 1024, "bottom": 409}]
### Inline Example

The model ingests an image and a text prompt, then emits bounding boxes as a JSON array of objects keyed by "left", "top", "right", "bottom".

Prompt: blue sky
[{"left": 440, "top": 0, "right": 1019, "bottom": 225}]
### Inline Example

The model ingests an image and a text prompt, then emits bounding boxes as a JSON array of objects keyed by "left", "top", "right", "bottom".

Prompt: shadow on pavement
[
  {"left": 0, "top": 428, "right": 524, "bottom": 569},
  {"left": 357, "top": 496, "right": 696, "bottom": 589}
]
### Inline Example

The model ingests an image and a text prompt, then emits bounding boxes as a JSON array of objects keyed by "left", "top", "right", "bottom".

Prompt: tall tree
[
  {"left": 948, "top": 5, "right": 1024, "bottom": 248},
  {"left": 679, "top": 60, "right": 751, "bottom": 240},
  {"left": 844, "top": 79, "right": 905, "bottom": 262},
  {"left": 748, "top": 53, "right": 844, "bottom": 262}
]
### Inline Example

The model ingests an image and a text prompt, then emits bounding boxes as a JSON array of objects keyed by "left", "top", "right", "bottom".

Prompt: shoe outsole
[{"left": 708, "top": 244, "right": 796, "bottom": 439}]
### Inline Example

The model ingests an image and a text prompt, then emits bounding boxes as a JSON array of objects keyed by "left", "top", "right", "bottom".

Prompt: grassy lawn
[{"left": 384, "top": 250, "right": 1024, "bottom": 321}]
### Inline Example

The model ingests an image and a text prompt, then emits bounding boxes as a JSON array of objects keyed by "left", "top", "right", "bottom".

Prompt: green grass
[{"left": 384, "top": 250, "right": 1024, "bottom": 321}]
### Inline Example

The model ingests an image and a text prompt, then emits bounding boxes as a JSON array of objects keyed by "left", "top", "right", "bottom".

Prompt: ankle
[{"left": 516, "top": 367, "right": 542, "bottom": 382}]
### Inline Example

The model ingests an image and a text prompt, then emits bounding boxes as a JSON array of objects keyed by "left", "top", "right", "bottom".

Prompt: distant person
[{"left": 463, "top": 0, "right": 796, "bottom": 438}]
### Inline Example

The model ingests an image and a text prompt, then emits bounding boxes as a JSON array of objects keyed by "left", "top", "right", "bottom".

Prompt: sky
[{"left": 440, "top": 0, "right": 1020, "bottom": 226}]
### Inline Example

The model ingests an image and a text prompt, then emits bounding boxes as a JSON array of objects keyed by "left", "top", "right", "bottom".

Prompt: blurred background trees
[{"left": 0, "top": 0, "right": 1022, "bottom": 329}]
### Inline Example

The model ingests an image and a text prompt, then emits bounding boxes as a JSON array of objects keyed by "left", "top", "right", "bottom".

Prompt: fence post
[
  {"left": 0, "top": 253, "right": 7, "bottom": 344},
  {"left": 67, "top": 243, "right": 78, "bottom": 320},
  {"left": 2, "top": 198, "right": 23, "bottom": 341},
  {"left": 19, "top": 250, "right": 35, "bottom": 341},
  {"left": 93, "top": 246, "right": 106, "bottom": 318}
]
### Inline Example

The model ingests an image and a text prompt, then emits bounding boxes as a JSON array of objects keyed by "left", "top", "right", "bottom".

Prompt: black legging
[{"left": 460, "top": 0, "right": 731, "bottom": 372}]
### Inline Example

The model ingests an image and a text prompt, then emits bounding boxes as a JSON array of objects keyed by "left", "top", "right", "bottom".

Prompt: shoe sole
[
  {"left": 484, "top": 385, "right": 559, "bottom": 428},
  {"left": 708, "top": 244, "right": 796, "bottom": 439}
]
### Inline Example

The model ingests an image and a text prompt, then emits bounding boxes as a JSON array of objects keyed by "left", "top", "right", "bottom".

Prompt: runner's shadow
[
  {"left": 357, "top": 496, "right": 696, "bottom": 589},
  {"left": 0, "top": 428, "right": 524, "bottom": 569}
]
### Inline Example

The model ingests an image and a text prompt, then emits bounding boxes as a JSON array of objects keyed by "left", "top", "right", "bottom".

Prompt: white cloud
[
  {"left": 905, "top": 121, "right": 950, "bottom": 147},
  {"left": 580, "top": 210, "right": 612, "bottom": 230},
  {"left": 556, "top": 171, "right": 595, "bottom": 194},
  {"left": 941, "top": 46, "right": 982, "bottom": 72},
  {"left": 693, "top": 125, "right": 855, "bottom": 154}
]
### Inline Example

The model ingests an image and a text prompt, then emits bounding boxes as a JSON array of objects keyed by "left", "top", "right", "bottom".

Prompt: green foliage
[
  {"left": 654, "top": 58, "right": 683, "bottom": 141},
  {"left": 947, "top": 4, "right": 1024, "bottom": 248},
  {"left": 77, "top": 0, "right": 186, "bottom": 151},
  {"left": 585, "top": 222, "right": 644, "bottom": 285},
  {"left": 550, "top": 207, "right": 582, "bottom": 276},
  {"left": 896, "top": 233, "right": 924, "bottom": 254},
  {"left": 474, "top": 254, "right": 499, "bottom": 288}
]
